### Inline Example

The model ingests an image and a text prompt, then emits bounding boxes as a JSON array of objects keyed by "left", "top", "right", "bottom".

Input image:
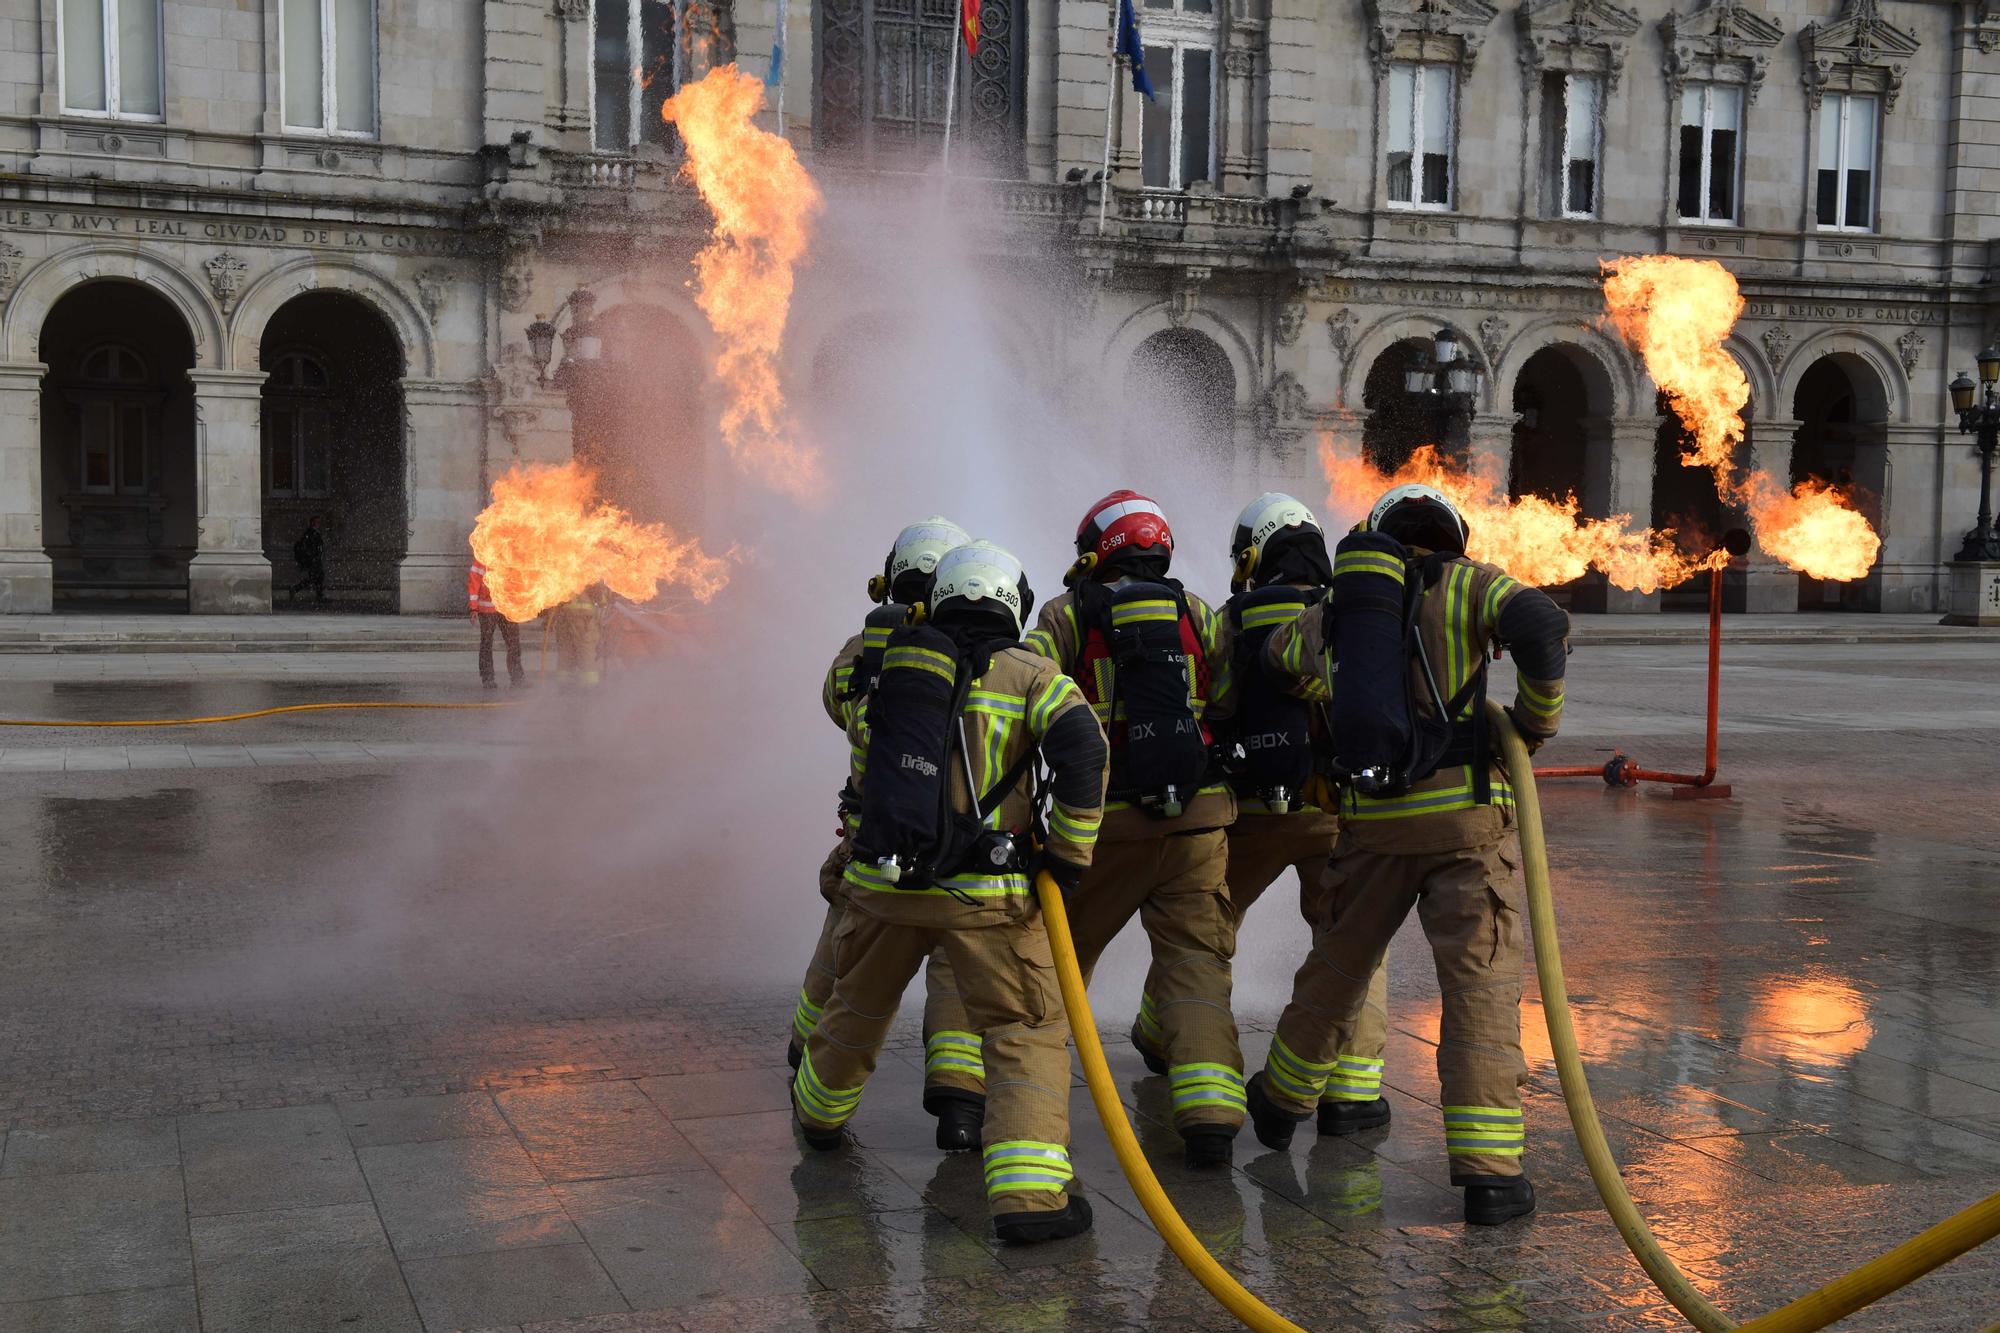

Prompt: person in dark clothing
[{"left": 289, "top": 517, "right": 327, "bottom": 604}]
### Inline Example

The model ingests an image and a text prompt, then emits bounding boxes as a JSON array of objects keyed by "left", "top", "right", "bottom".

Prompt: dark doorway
[
  {"left": 1652, "top": 390, "right": 1749, "bottom": 612},
  {"left": 1790, "top": 354, "right": 1887, "bottom": 611},
  {"left": 1510, "top": 348, "right": 1593, "bottom": 505},
  {"left": 563, "top": 304, "right": 706, "bottom": 533},
  {"left": 1362, "top": 338, "right": 1461, "bottom": 471},
  {"left": 260, "top": 293, "right": 407, "bottom": 611},
  {"left": 39, "top": 281, "right": 199, "bottom": 610},
  {"left": 1123, "top": 328, "right": 1236, "bottom": 457}
]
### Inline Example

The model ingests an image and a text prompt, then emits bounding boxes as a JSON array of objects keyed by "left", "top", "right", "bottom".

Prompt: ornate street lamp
[
  {"left": 526, "top": 288, "right": 604, "bottom": 387},
  {"left": 1948, "top": 344, "right": 2000, "bottom": 562},
  {"left": 1403, "top": 327, "right": 1487, "bottom": 408}
]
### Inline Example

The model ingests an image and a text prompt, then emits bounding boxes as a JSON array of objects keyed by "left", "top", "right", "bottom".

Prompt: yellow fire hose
[
  {"left": 1032, "top": 703, "right": 2000, "bottom": 1332},
  {"left": 0, "top": 701, "right": 517, "bottom": 727}
]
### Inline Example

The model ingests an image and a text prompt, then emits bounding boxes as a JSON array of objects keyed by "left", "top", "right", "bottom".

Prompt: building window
[
  {"left": 1542, "top": 71, "right": 1601, "bottom": 219},
  {"left": 817, "top": 0, "right": 1026, "bottom": 170},
  {"left": 60, "top": 0, "right": 162, "bottom": 118},
  {"left": 74, "top": 344, "right": 153, "bottom": 495},
  {"left": 593, "top": 0, "right": 677, "bottom": 152},
  {"left": 1138, "top": 0, "right": 1218, "bottom": 191},
  {"left": 1386, "top": 62, "right": 1454, "bottom": 209},
  {"left": 1816, "top": 93, "right": 1877, "bottom": 232},
  {"left": 282, "top": 0, "right": 377, "bottom": 135},
  {"left": 263, "top": 352, "right": 333, "bottom": 499},
  {"left": 1677, "top": 83, "right": 1742, "bottom": 225}
]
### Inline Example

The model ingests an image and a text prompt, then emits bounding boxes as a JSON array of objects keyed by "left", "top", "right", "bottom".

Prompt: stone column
[
  {"left": 0, "top": 362, "right": 53, "bottom": 612},
  {"left": 1220, "top": 47, "right": 1258, "bottom": 194},
  {"left": 187, "top": 369, "right": 272, "bottom": 613},
  {"left": 1466, "top": 411, "right": 1518, "bottom": 488},
  {"left": 1742, "top": 418, "right": 1801, "bottom": 613},
  {"left": 1599, "top": 418, "right": 1661, "bottom": 614},
  {"left": 399, "top": 379, "right": 491, "bottom": 615}
]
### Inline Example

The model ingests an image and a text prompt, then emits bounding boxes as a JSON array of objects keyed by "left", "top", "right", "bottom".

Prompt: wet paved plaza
[{"left": 1, "top": 635, "right": 1998, "bottom": 1331}]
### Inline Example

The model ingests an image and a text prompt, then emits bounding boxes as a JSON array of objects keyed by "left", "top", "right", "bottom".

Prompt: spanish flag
[{"left": 962, "top": 0, "right": 981, "bottom": 55}]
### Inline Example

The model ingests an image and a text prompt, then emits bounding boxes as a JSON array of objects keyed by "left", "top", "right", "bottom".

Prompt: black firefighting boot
[
  {"left": 790, "top": 1088, "right": 846, "bottom": 1152},
  {"left": 994, "top": 1194, "right": 1094, "bottom": 1245},
  {"left": 1246, "top": 1072, "right": 1311, "bottom": 1151},
  {"left": 1182, "top": 1124, "right": 1236, "bottom": 1169},
  {"left": 786, "top": 1038, "right": 803, "bottom": 1072},
  {"left": 1460, "top": 1174, "right": 1537, "bottom": 1226},
  {"left": 1317, "top": 1096, "right": 1392, "bottom": 1136},
  {"left": 927, "top": 1091, "right": 985, "bottom": 1153},
  {"left": 1129, "top": 1021, "right": 1168, "bottom": 1077}
]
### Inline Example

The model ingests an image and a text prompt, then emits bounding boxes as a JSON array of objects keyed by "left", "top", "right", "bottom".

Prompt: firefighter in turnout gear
[
  {"left": 787, "top": 518, "right": 995, "bottom": 1152},
  {"left": 794, "top": 541, "right": 1110, "bottom": 1244},
  {"left": 1025, "top": 491, "right": 1246, "bottom": 1169},
  {"left": 1244, "top": 484, "right": 1569, "bottom": 1227},
  {"left": 1130, "top": 494, "right": 1396, "bottom": 1136}
]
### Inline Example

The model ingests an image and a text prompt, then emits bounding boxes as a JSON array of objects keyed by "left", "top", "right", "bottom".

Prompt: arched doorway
[
  {"left": 1790, "top": 353, "right": 1887, "bottom": 611},
  {"left": 562, "top": 304, "right": 706, "bottom": 533},
  {"left": 1652, "top": 388, "right": 1750, "bottom": 612},
  {"left": 1123, "top": 328, "right": 1236, "bottom": 458},
  {"left": 1361, "top": 338, "right": 1460, "bottom": 471},
  {"left": 1511, "top": 344, "right": 1613, "bottom": 609},
  {"left": 259, "top": 293, "right": 407, "bottom": 610},
  {"left": 39, "top": 281, "right": 199, "bottom": 609}
]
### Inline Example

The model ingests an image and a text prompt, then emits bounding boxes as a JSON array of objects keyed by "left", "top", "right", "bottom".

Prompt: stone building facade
[{"left": 3, "top": 0, "right": 1997, "bottom": 613}]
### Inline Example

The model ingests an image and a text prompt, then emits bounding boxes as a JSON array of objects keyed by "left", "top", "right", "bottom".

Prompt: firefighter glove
[
  {"left": 1503, "top": 706, "right": 1546, "bottom": 755},
  {"left": 1033, "top": 849, "right": 1088, "bottom": 898}
]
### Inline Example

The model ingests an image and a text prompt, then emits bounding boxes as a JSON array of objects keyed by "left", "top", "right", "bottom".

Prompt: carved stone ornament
[
  {"left": 1223, "top": 48, "right": 1255, "bottom": 79},
  {"left": 1761, "top": 323, "right": 1792, "bottom": 370},
  {"left": 1978, "top": 0, "right": 2000, "bottom": 55},
  {"left": 1800, "top": 0, "right": 1920, "bottom": 113},
  {"left": 1275, "top": 300, "right": 1307, "bottom": 348},
  {"left": 553, "top": 0, "right": 586, "bottom": 17},
  {"left": 1366, "top": 0, "right": 1500, "bottom": 77},
  {"left": 497, "top": 236, "right": 535, "bottom": 314},
  {"left": 414, "top": 267, "right": 451, "bottom": 325},
  {"left": 0, "top": 238, "right": 23, "bottom": 304},
  {"left": 492, "top": 341, "right": 543, "bottom": 406},
  {"left": 1327, "top": 307, "right": 1357, "bottom": 361},
  {"left": 1264, "top": 370, "right": 1310, "bottom": 425},
  {"left": 1477, "top": 314, "right": 1509, "bottom": 368},
  {"left": 1661, "top": 0, "right": 1785, "bottom": 104},
  {"left": 1516, "top": 0, "right": 1641, "bottom": 89},
  {"left": 204, "top": 252, "right": 248, "bottom": 313},
  {"left": 1897, "top": 327, "right": 1924, "bottom": 379},
  {"left": 1167, "top": 267, "right": 1209, "bottom": 329}
]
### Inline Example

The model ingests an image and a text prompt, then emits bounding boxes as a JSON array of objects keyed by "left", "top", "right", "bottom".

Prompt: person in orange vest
[{"left": 468, "top": 557, "right": 527, "bottom": 689}]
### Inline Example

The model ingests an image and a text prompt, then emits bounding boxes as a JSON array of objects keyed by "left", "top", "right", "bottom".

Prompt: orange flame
[
  {"left": 663, "top": 66, "right": 823, "bottom": 499},
  {"left": 1319, "top": 440, "right": 1725, "bottom": 592},
  {"left": 470, "top": 461, "right": 729, "bottom": 622},
  {"left": 1601, "top": 255, "right": 1882, "bottom": 582}
]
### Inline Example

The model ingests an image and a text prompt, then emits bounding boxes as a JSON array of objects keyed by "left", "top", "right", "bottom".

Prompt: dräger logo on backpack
[{"left": 898, "top": 753, "right": 940, "bottom": 778}]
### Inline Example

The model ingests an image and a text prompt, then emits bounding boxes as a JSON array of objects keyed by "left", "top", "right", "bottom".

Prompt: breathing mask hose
[
  {"left": 1034, "top": 870, "right": 1308, "bottom": 1333},
  {"left": 1490, "top": 700, "right": 2000, "bottom": 1333}
]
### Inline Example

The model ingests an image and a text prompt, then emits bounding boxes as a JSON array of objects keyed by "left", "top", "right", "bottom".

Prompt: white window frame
[
  {"left": 1384, "top": 61, "right": 1456, "bottom": 213},
  {"left": 263, "top": 352, "right": 334, "bottom": 500},
  {"left": 1815, "top": 92, "right": 1878, "bottom": 234},
  {"left": 1547, "top": 71, "right": 1603, "bottom": 220},
  {"left": 280, "top": 0, "right": 379, "bottom": 138},
  {"left": 57, "top": 0, "right": 164, "bottom": 122},
  {"left": 1677, "top": 82, "right": 1743, "bottom": 227},
  {"left": 1141, "top": 41, "right": 1220, "bottom": 191}
]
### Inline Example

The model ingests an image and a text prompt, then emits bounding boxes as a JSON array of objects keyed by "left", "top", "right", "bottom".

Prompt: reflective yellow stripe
[
  {"left": 1335, "top": 550, "right": 1406, "bottom": 581},
  {"left": 794, "top": 1051, "right": 864, "bottom": 1125},
  {"left": 1346, "top": 766, "right": 1516, "bottom": 820},
  {"left": 843, "top": 861, "right": 1030, "bottom": 897},
  {"left": 982, "top": 1139, "right": 1073, "bottom": 1195},
  {"left": 1109, "top": 599, "right": 1178, "bottom": 626},
  {"left": 1482, "top": 574, "right": 1518, "bottom": 628},
  {"left": 1047, "top": 804, "right": 1101, "bottom": 847},
  {"left": 1239, "top": 602, "right": 1305, "bottom": 630},
  {"left": 1444, "top": 1105, "right": 1525, "bottom": 1155},
  {"left": 882, "top": 645, "right": 955, "bottom": 685},
  {"left": 1028, "top": 675, "right": 1079, "bottom": 733},
  {"left": 967, "top": 689, "right": 1027, "bottom": 717},
  {"left": 1517, "top": 680, "right": 1563, "bottom": 717}
]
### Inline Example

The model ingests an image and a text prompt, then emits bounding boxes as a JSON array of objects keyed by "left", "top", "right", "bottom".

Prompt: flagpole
[
  {"left": 1098, "top": 0, "right": 1118, "bottom": 235},
  {"left": 773, "top": 0, "right": 787, "bottom": 137},
  {"left": 941, "top": 0, "right": 965, "bottom": 177}
]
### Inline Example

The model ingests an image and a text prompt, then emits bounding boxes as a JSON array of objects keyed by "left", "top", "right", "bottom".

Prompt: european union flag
[
  {"left": 1117, "top": 0, "right": 1156, "bottom": 102},
  {"left": 766, "top": 0, "right": 788, "bottom": 86}
]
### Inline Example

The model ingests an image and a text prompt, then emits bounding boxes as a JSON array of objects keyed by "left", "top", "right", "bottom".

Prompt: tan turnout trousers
[
  {"left": 1134, "top": 810, "right": 1390, "bottom": 1107},
  {"left": 798, "top": 900, "right": 1074, "bottom": 1217},
  {"left": 791, "top": 847, "right": 985, "bottom": 1105},
  {"left": 1263, "top": 832, "right": 1527, "bottom": 1179},
  {"left": 1068, "top": 830, "right": 1245, "bottom": 1133}
]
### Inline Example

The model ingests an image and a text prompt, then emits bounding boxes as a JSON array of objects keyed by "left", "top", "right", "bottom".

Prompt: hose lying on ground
[
  {"left": 0, "top": 701, "right": 517, "bottom": 727},
  {"left": 1490, "top": 700, "right": 2000, "bottom": 1333},
  {"left": 1035, "top": 869, "right": 1308, "bottom": 1333}
]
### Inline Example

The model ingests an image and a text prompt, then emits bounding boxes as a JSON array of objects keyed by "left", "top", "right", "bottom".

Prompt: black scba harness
[
  {"left": 1222, "top": 585, "right": 1326, "bottom": 814},
  {"left": 849, "top": 625, "right": 1036, "bottom": 895},
  {"left": 838, "top": 602, "right": 911, "bottom": 702},
  {"left": 1076, "top": 578, "right": 1210, "bottom": 819},
  {"left": 1326, "top": 531, "right": 1491, "bottom": 803}
]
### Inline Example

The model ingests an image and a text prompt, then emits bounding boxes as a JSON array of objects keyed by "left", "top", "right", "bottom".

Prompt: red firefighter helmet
[{"left": 1075, "top": 490, "right": 1174, "bottom": 567}]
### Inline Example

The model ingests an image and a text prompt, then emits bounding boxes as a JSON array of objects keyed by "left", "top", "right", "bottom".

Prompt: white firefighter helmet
[
  {"left": 1367, "top": 483, "right": 1469, "bottom": 554},
  {"left": 1230, "top": 492, "right": 1322, "bottom": 587},
  {"left": 873, "top": 516, "right": 971, "bottom": 602},
  {"left": 928, "top": 541, "right": 1033, "bottom": 637}
]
